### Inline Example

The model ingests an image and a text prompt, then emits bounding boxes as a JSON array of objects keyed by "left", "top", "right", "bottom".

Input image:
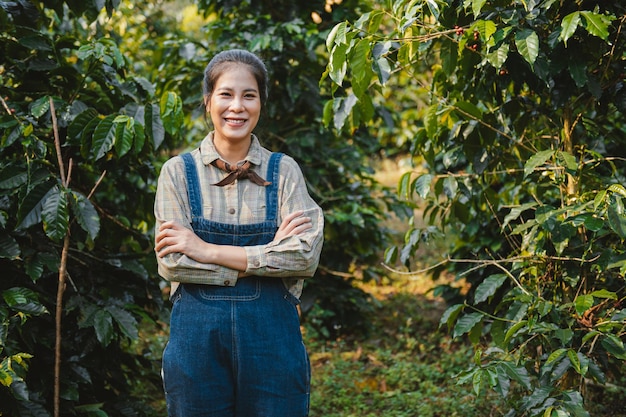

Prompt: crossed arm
[{"left": 155, "top": 210, "right": 312, "bottom": 273}]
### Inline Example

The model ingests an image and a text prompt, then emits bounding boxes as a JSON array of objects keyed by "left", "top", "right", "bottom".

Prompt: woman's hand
[
  {"left": 273, "top": 210, "right": 312, "bottom": 243},
  {"left": 155, "top": 221, "right": 211, "bottom": 263}
]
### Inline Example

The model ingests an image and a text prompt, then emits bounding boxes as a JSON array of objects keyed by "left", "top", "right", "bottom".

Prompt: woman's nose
[{"left": 230, "top": 96, "right": 244, "bottom": 111}]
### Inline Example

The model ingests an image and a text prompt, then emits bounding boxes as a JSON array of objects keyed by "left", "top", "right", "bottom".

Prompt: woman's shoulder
[
  {"left": 161, "top": 149, "right": 199, "bottom": 174},
  {"left": 270, "top": 151, "right": 300, "bottom": 171}
]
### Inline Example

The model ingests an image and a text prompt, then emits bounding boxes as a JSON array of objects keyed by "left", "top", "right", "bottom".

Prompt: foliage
[
  {"left": 324, "top": 0, "right": 626, "bottom": 415},
  {"left": 0, "top": 0, "right": 183, "bottom": 415}
]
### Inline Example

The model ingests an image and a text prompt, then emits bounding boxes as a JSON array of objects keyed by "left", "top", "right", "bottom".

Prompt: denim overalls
[{"left": 162, "top": 152, "right": 310, "bottom": 417}]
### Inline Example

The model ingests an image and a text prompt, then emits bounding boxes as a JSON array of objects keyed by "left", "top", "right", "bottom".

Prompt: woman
[{"left": 154, "top": 49, "right": 324, "bottom": 417}]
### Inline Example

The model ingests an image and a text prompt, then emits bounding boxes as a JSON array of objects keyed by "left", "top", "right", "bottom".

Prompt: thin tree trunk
[
  {"left": 54, "top": 234, "right": 70, "bottom": 417},
  {"left": 562, "top": 106, "right": 577, "bottom": 199}
]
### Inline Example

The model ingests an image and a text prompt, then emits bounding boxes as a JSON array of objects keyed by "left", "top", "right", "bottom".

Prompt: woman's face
[{"left": 207, "top": 64, "right": 261, "bottom": 147}]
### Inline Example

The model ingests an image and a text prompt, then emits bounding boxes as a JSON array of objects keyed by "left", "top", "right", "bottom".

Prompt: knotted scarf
[{"left": 210, "top": 159, "right": 271, "bottom": 187}]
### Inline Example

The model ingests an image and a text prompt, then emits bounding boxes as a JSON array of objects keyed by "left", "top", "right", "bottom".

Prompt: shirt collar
[{"left": 200, "top": 132, "right": 264, "bottom": 167}]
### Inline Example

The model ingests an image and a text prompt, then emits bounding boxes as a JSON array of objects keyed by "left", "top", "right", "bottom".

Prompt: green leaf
[
  {"left": 567, "top": 349, "right": 582, "bottom": 375},
  {"left": 502, "top": 202, "right": 537, "bottom": 230},
  {"left": 93, "top": 309, "right": 114, "bottom": 347},
  {"left": 17, "top": 180, "right": 56, "bottom": 230},
  {"left": 0, "top": 235, "right": 20, "bottom": 260},
  {"left": 329, "top": 43, "right": 349, "bottom": 86},
  {"left": 504, "top": 320, "right": 527, "bottom": 346},
  {"left": 414, "top": 174, "right": 433, "bottom": 199},
  {"left": 453, "top": 312, "right": 483, "bottom": 339},
  {"left": 160, "top": 91, "right": 183, "bottom": 136},
  {"left": 349, "top": 39, "right": 373, "bottom": 98},
  {"left": 515, "top": 29, "right": 539, "bottom": 65},
  {"left": 384, "top": 246, "right": 398, "bottom": 264},
  {"left": 498, "top": 361, "right": 531, "bottom": 390},
  {"left": 472, "top": 368, "right": 484, "bottom": 395},
  {"left": 546, "top": 348, "right": 568, "bottom": 366},
  {"left": 575, "top": 294, "right": 594, "bottom": 316},
  {"left": 582, "top": 214, "right": 603, "bottom": 232},
  {"left": 590, "top": 289, "right": 617, "bottom": 300},
  {"left": 608, "top": 184, "right": 626, "bottom": 198},
  {"left": 132, "top": 119, "right": 146, "bottom": 154},
  {"left": 2, "top": 287, "right": 48, "bottom": 315},
  {"left": 601, "top": 334, "right": 626, "bottom": 360},
  {"left": 474, "top": 274, "right": 507, "bottom": 304},
  {"left": 92, "top": 114, "right": 117, "bottom": 160},
  {"left": 524, "top": 149, "right": 553, "bottom": 178},
  {"left": 568, "top": 60, "right": 587, "bottom": 88},
  {"left": 79, "top": 116, "right": 102, "bottom": 158},
  {"left": 443, "top": 176, "right": 458, "bottom": 198},
  {"left": 398, "top": 172, "right": 412, "bottom": 199},
  {"left": 106, "top": 305, "right": 138, "bottom": 340},
  {"left": 454, "top": 101, "right": 483, "bottom": 120},
  {"left": 30, "top": 96, "right": 50, "bottom": 118},
  {"left": 372, "top": 56, "right": 391, "bottom": 85},
  {"left": 114, "top": 117, "right": 134, "bottom": 157},
  {"left": 145, "top": 103, "right": 165, "bottom": 149},
  {"left": 557, "top": 151, "right": 578, "bottom": 173},
  {"left": 333, "top": 95, "right": 357, "bottom": 131},
  {"left": 423, "top": 104, "right": 439, "bottom": 139},
  {"left": 521, "top": 386, "right": 551, "bottom": 410},
  {"left": 42, "top": 185, "right": 69, "bottom": 242},
  {"left": 439, "top": 303, "right": 464, "bottom": 331},
  {"left": 326, "top": 21, "right": 348, "bottom": 51},
  {"left": 607, "top": 196, "right": 626, "bottom": 238},
  {"left": 486, "top": 43, "right": 509, "bottom": 69},
  {"left": 469, "top": 0, "right": 487, "bottom": 18},
  {"left": 68, "top": 108, "right": 99, "bottom": 142},
  {"left": 71, "top": 191, "right": 100, "bottom": 241},
  {"left": 560, "top": 12, "right": 581, "bottom": 45},
  {"left": 441, "top": 38, "right": 458, "bottom": 75},
  {"left": 0, "top": 165, "right": 28, "bottom": 190},
  {"left": 24, "top": 253, "right": 47, "bottom": 282},
  {"left": 580, "top": 11, "right": 612, "bottom": 40},
  {"left": 472, "top": 20, "right": 497, "bottom": 42}
]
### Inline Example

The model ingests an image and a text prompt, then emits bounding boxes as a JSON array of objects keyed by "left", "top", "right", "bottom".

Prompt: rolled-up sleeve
[{"left": 244, "top": 156, "right": 324, "bottom": 278}]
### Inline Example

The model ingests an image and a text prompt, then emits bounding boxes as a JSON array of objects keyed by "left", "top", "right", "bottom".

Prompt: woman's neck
[{"left": 213, "top": 135, "right": 251, "bottom": 164}]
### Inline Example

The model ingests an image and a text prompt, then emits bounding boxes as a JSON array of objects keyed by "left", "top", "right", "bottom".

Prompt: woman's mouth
[{"left": 225, "top": 118, "right": 246, "bottom": 126}]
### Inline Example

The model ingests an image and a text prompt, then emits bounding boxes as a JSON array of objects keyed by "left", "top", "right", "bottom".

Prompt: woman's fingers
[
  {"left": 279, "top": 210, "right": 304, "bottom": 227},
  {"left": 274, "top": 211, "right": 312, "bottom": 242},
  {"left": 155, "top": 221, "right": 186, "bottom": 256}
]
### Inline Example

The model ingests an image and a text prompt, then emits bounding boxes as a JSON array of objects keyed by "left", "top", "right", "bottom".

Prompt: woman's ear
[{"left": 204, "top": 95, "right": 210, "bottom": 112}]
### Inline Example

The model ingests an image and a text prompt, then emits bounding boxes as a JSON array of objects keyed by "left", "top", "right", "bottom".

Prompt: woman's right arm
[{"left": 154, "top": 156, "right": 240, "bottom": 286}]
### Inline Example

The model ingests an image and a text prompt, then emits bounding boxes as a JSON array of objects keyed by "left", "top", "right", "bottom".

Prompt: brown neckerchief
[{"left": 210, "top": 159, "right": 271, "bottom": 187}]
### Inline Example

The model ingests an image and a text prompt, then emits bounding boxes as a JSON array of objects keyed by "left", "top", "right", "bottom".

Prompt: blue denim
[{"left": 162, "top": 152, "right": 310, "bottom": 417}]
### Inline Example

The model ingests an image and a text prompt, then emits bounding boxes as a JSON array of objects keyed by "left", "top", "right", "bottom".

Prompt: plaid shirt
[{"left": 154, "top": 133, "right": 324, "bottom": 298}]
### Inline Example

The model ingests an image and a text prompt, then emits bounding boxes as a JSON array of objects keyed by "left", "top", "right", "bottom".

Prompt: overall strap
[
  {"left": 180, "top": 153, "right": 203, "bottom": 219},
  {"left": 265, "top": 153, "right": 284, "bottom": 222}
]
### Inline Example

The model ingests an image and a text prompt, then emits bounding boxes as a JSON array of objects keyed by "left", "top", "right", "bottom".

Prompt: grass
[{"left": 305, "top": 274, "right": 507, "bottom": 417}]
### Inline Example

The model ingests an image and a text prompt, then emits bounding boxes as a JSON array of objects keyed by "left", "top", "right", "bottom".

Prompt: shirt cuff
[{"left": 245, "top": 245, "right": 267, "bottom": 272}]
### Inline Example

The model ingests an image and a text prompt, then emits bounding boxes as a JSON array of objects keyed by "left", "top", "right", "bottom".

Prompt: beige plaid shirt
[{"left": 154, "top": 133, "right": 324, "bottom": 298}]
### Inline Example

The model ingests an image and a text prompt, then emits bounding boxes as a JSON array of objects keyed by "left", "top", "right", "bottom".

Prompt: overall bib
[{"left": 162, "top": 152, "right": 310, "bottom": 417}]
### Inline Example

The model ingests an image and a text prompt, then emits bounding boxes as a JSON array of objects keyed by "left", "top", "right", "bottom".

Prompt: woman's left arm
[{"left": 243, "top": 156, "right": 324, "bottom": 278}]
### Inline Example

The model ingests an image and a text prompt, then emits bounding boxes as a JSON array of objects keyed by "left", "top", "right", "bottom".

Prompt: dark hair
[{"left": 202, "top": 49, "right": 269, "bottom": 108}]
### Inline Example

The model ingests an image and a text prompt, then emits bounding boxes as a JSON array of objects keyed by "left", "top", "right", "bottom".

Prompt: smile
[{"left": 225, "top": 118, "right": 247, "bottom": 125}]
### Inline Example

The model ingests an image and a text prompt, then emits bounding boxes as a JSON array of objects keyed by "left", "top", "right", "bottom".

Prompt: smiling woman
[
  {"left": 154, "top": 49, "right": 325, "bottom": 417},
  {"left": 207, "top": 65, "right": 262, "bottom": 154}
]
